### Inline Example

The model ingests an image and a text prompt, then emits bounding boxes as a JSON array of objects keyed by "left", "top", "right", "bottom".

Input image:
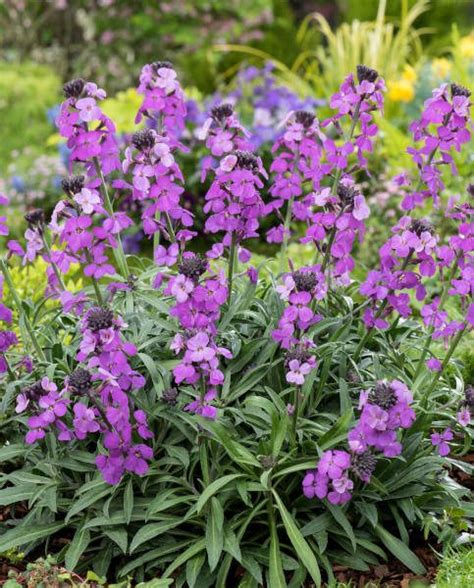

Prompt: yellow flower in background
[
  {"left": 459, "top": 31, "right": 474, "bottom": 58},
  {"left": 401, "top": 65, "right": 417, "bottom": 83},
  {"left": 101, "top": 88, "right": 143, "bottom": 134},
  {"left": 387, "top": 65, "right": 417, "bottom": 103},
  {"left": 387, "top": 79, "right": 415, "bottom": 102},
  {"left": 431, "top": 58, "right": 452, "bottom": 79}
]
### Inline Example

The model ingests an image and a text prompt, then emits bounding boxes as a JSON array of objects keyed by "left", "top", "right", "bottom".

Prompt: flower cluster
[
  {"left": 303, "top": 380, "right": 415, "bottom": 505},
  {"left": 57, "top": 78, "right": 120, "bottom": 179},
  {"left": 348, "top": 380, "right": 416, "bottom": 457},
  {"left": 273, "top": 267, "right": 325, "bottom": 384},
  {"left": 303, "top": 450, "right": 353, "bottom": 505},
  {"left": 197, "top": 103, "right": 253, "bottom": 163},
  {"left": 360, "top": 216, "right": 437, "bottom": 329},
  {"left": 77, "top": 306, "right": 153, "bottom": 483},
  {"left": 161, "top": 253, "right": 230, "bottom": 419},
  {"left": 266, "top": 110, "right": 324, "bottom": 245},
  {"left": 325, "top": 65, "right": 385, "bottom": 169},
  {"left": 403, "top": 83, "right": 472, "bottom": 210},
  {"left": 135, "top": 61, "right": 187, "bottom": 143},
  {"left": 123, "top": 128, "right": 191, "bottom": 238},
  {"left": 16, "top": 306, "right": 153, "bottom": 484},
  {"left": 203, "top": 150, "right": 267, "bottom": 258},
  {"left": 16, "top": 377, "right": 68, "bottom": 443}
]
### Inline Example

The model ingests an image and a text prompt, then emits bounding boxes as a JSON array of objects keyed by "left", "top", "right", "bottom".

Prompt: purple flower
[
  {"left": 431, "top": 427, "right": 453, "bottom": 456},
  {"left": 426, "top": 358, "right": 442, "bottom": 371},
  {"left": 73, "top": 403, "right": 100, "bottom": 439},
  {"left": 457, "top": 408, "right": 471, "bottom": 427},
  {"left": 124, "top": 444, "right": 154, "bottom": 476}
]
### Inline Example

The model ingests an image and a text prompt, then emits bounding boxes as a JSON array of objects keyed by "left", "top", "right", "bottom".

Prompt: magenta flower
[{"left": 73, "top": 403, "right": 100, "bottom": 439}]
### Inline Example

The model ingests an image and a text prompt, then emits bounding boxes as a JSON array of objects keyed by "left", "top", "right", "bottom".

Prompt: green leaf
[
  {"left": 186, "top": 554, "right": 205, "bottom": 588},
  {"left": 66, "top": 485, "right": 112, "bottom": 522},
  {"left": 0, "top": 485, "right": 36, "bottom": 506},
  {"left": 269, "top": 511, "right": 287, "bottom": 588},
  {"left": 223, "top": 524, "right": 242, "bottom": 563},
  {"left": 123, "top": 478, "right": 134, "bottom": 525},
  {"left": 273, "top": 491, "right": 321, "bottom": 587},
  {"left": 162, "top": 539, "right": 207, "bottom": 578},
  {"left": 130, "top": 518, "right": 184, "bottom": 553},
  {"left": 0, "top": 522, "right": 65, "bottom": 552},
  {"left": 374, "top": 525, "right": 426, "bottom": 575},
  {"left": 318, "top": 410, "right": 353, "bottom": 450},
  {"left": 327, "top": 503, "right": 356, "bottom": 552},
  {"left": 196, "top": 474, "right": 244, "bottom": 513},
  {"left": 65, "top": 527, "right": 91, "bottom": 570},
  {"left": 206, "top": 497, "right": 224, "bottom": 571},
  {"left": 104, "top": 528, "right": 128, "bottom": 553},
  {"left": 0, "top": 444, "right": 28, "bottom": 462}
]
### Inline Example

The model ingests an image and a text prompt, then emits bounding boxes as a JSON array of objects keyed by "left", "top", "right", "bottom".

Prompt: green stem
[
  {"left": 0, "top": 258, "right": 46, "bottom": 362},
  {"left": 278, "top": 195, "right": 295, "bottom": 274},
  {"left": 41, "top": 233, "right": 67, "bottom": 291},
  {"left": 227, "top": 233, "right": 237, "bottom": 304},
  {"left": 153, "top": 212, "right": 161, "bottom": 258},
  {"left": 413, "top": 250, "right": 463, "bottom": 381},
  {"left": 2, "top": 353, "right": 16, "bottom": 383},
  {"left": 85, "top": 250, "right": 105, "bottom": 306},
  {"left": 291, "top": 386, "right": 300, "bottom": 446},
  {"left": 93, "top": 159, "right": 129, "bottom": 278},
  {"left": 420, "top": 324, "right": 469, "bottom": 407},
  {"left": 164, "top": 212, "right": 177, "bottom": 244}
]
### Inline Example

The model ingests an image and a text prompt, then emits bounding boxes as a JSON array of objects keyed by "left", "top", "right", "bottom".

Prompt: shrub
[{"left": 0, "top": 60, "right": 472, "bottom": 586}]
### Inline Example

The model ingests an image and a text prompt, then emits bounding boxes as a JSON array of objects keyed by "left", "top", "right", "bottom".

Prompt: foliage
[
  {"left": 435, "top": 547, "right": 474, "bottom": 588},
  {"left": 0, "top": 55, "right": 472, "bottom": 588},
  {"left": 0, "top": 62, "right": 60, "bottom": 172},
  {"left": 215, "top": 0, "right": 430, "bottom": 98}
]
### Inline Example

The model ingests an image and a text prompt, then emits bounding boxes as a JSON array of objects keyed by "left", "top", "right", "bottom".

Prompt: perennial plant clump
[{"left": 0, "top": 59, "right": 472, "bottom": 586}]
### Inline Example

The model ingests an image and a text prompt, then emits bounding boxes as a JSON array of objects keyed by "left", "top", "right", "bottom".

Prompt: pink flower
[
  {"left": 286, "top": 359, "right": 312, "bottom": 386},
  {"left": 76, "top": 97, "right": 101, "bottom": 122}
]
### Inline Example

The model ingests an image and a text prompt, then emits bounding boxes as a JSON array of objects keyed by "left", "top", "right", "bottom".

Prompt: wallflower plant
[{"left": 0, "top": 61, "right": 472, "bottom": 587}]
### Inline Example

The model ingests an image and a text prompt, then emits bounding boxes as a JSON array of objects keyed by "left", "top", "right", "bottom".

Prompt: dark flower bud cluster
[
  {"left": 178, "top": 254, "right": 207, "bottom": 282},
  {"left": 162, "top": 387, "right": 179, "bottom": 406},
  {"left": 284, "top": 345, "right": 312, "bottom": 369},
  {"left": 294, "top": 110, "right": 316, "bottom": 128},
  {"left": 63, "top": 78, "right": 85, "bottom": 99},
  {"left": 234, "top": 150, "right": 259, "bottom": 172},
  {"left": 356, "top": 65, "right": 379, "bottom": 84},
  {"left": 61, "top": 175, "right": 85, "bottom": 196},
  {"left": 292, "top": 269, "right": 318, "bottom": 292},
  {"left": 210, "top": 103, "right": 234, "bottom": 123},
  {"left": 369, "top": 381, "right": 397, "bottom": 410},
  {"left": 132, "top": 129, "right": 156, "bottom": 152},
  {"left": 21, "top": 382, "right": 44, "bottom": 404},
  {"left": 450, "top": 83, "right": 471, "bottom": 98},
  {"left": 409, "top": 218, "right": 434, "bottom": 236},
  {"left": 24, "top": 209, "right": 45, "bottom": 229},
  {"left": 152, "top": 60, "right": 173, "bottom": 72},
  {"left": 68, "top": 368, "right": 93, "bottom": 395},
  {"left": 351, "top": 451, "right": 377, "bottom": 482},
  {"left": 260, "top": 455, "right": 278, "bottom": 470},
  {"left": 337, "top": 184, "right": 358, "bottom": 209},
  {"left": 461, "top": 385, "right": 474, "bottom": 409},
  {"left": 86, "top": 307, "right": 114, "bottom": 332}
]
